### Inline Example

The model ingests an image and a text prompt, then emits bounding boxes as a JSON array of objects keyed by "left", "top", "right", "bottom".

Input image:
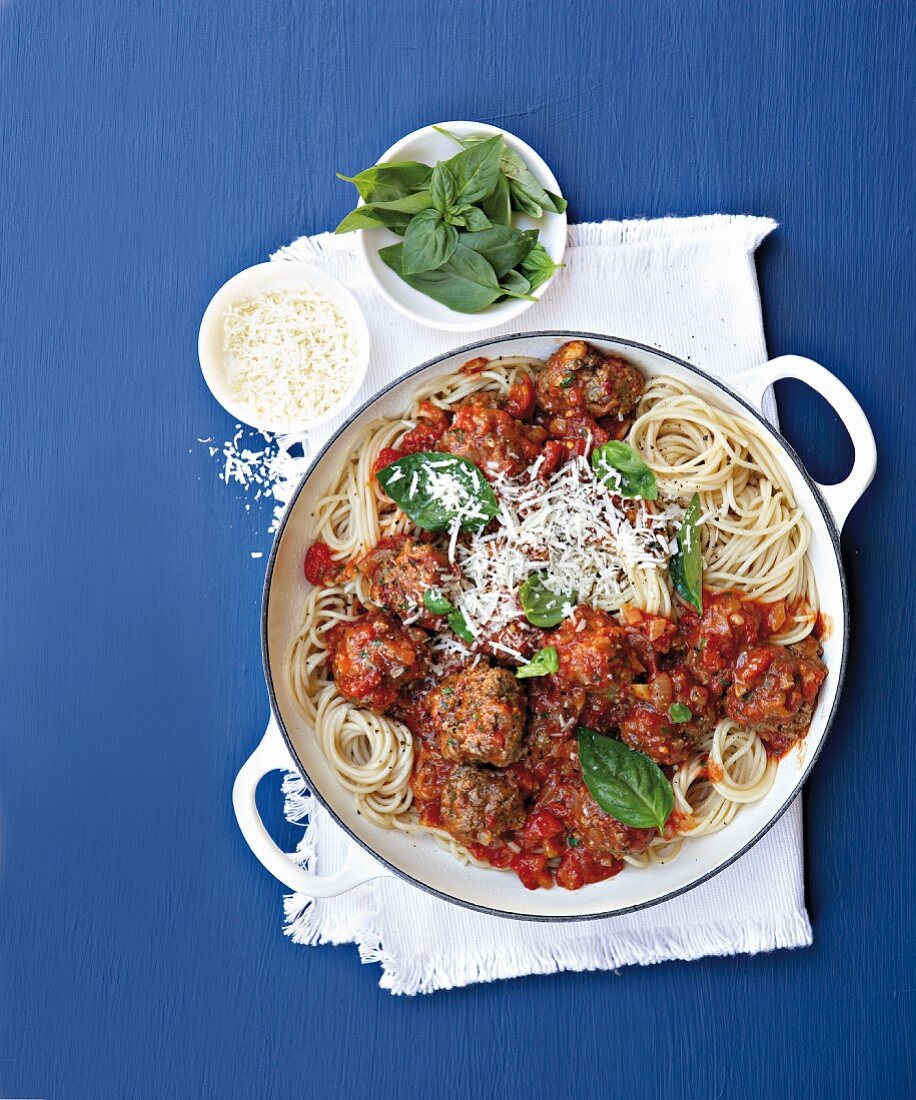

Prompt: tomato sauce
[{"left": 303, "top": 541, "right": 338, "bottom": 586}]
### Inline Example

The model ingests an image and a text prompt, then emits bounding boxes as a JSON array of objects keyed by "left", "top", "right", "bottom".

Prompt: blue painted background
[{"left": 2, "top": 1, "right": 913, "bottom": 1096}]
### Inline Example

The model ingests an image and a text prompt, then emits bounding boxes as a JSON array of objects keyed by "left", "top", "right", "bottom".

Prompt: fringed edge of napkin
[{"left": 279, "top": 771, "right": 811, "bottom": 996}]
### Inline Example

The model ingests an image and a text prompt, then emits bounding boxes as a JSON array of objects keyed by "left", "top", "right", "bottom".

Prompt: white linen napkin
[{"left": 270, "top": 215, "right": 812, "bottom": 994}]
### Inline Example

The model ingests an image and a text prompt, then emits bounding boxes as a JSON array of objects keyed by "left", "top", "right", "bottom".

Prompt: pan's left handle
[{"left": 233, "top": 718, "right": 390, "bottom": 896}]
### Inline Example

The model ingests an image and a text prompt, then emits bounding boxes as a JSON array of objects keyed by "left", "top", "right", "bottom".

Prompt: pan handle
[
  {"left": 233, "top": 718, "right": 390, "bottom": 896},
  {"left": 729, "top": 355, "right": 876, "bottom": 532}
]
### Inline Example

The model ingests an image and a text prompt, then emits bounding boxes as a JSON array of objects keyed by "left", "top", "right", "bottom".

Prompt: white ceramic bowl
[
  {"left": 353, "top": 121, "right": 568, "bottom": 332},
  {"left": 235, "top": 332, "right": 876, "bottom": 921},
  {"left": 198, "top": 261, "right": 371, "bottom": 434}
]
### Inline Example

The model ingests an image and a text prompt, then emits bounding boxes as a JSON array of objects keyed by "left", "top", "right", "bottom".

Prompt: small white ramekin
[{"left": 198, "top": 261, "right": 371, "bottom": 434}]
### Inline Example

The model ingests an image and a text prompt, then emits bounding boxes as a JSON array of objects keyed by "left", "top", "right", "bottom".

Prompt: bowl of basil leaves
[{"left": 334, "top": 121, "right": 568, "bottom": 331}]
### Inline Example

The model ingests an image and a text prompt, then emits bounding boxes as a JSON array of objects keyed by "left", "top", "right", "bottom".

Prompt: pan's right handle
[
  {"left": 233, "top": 718, "right": 389, "bottom": 896},
  {"left": 729, "top": 355, "right": 876, "bottom": 532}
]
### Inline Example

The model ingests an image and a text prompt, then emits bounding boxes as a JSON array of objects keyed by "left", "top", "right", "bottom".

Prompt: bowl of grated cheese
[{"left": 198, "top": 261, "right": 370, "bottom": 433}]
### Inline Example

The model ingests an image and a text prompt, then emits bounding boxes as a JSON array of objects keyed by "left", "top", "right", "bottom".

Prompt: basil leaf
[
  {"left": 515, "top": 646, "right": 559, "bottom": 679},
  {"left": 434, "top": 127, "right": 567, "bottom": 215},
  {"left": 520, "top": 573, "right": 576, "bottom": 628},
  {"left": 508, "top": 180, "right": 544, "bottom": 218},
  {"left": 429, "top": 162, "right": 457, "bottom": 214},
  {"left": 375, "top": 451, "right": 498, "bottom": 532},
  {"left": 669, "top": 492, "right": 703, "bottom": 612},
  {"left": 402, "top": 209, "right": 458, "bottom": 274},
  {"left": 336, "top": 162, "right": 432, "bottom": 203},
  {"left": 480, "top": 172, "right": 511, "bottom": 226},
  {"left": 460, "top": 225, "right": 537, "bottom": 279},
  {"left": 668, "top": 702, "right": 692, "bottom": 723},
  {"left": 423, "top": 588, "right": 455, "bottom": 615},
  {"left": 519, "top": 241, "right": 565, "bottom": 291},
  {"left": 499, "top": 269, "right": 535, "bottom": 301},
  {"left": 379, "top": 242, "right": 503, "bottom": 313},
  {"left": 447, "top": 204, "right": 491, "bottom": 232},
  {"left": 447, "top": 608, "right": 474, "bottom": 644},
  {"left": 335, "top": 191, "right": 433, "bottom": 234},
  {"left": 443, "top": 135, "right": 503, "bottom": 204},
  {"left": 591, "top": 441, "right": 658, "bottom": 500},
  {"left": 577, "top": 727, "right": 673, "bottom": 831}
]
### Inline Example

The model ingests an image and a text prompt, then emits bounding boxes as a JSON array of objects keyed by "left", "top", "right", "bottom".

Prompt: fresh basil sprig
[
  {"left": 520, "top": 573, "right": 576, "bottom": 628},
  {"left": 434, "top": 126, "right": 568, "bottom": 215},
  {"left": 375, "top": 451, "right": 498, "bottom": 533},
  {"left": 577, "top": 727, "right": 673, "bottom": 832},
  {"left": 591, "top": 441, "right": 658, "bottom": 500},
  {"left": 444, "top": 135, "right": 504, "bottom": 204},
  {"left": 335, "top": 129, "right": 566, "bottom": 313},
  {"left": 515, "top": 646, "right": 559, "bottom": 679},
  {"left": 519, "top": 241, "right": 566, "bottom": 291},
  {"left": 669, "top": 492, "right": 703, "bottom": 611}
]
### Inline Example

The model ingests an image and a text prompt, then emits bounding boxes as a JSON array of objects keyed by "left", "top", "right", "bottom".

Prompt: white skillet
[{"left": 234, "top": 333, "right": 875, "bottom": 920}]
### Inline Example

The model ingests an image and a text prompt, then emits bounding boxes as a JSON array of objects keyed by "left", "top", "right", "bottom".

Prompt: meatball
[
  {"left": 535, "top": 340, "right": 644, "bottom": 419},
  {"left": 440, "top": 764, "right": 525, "bottom": 847},
  {"left": 356, "top": 535, "right": 454, "bottom": 626},
  {"left": 525, "top": 677, "right": 585, "bottom": 773},
  {"left": 683, "top": 590, "right": 765, "bottom": 693},
  {"left": 439, "top": 398, "right": 546, "bottom": 480},
  {"left": 725, "top": 637, "right": 827, "bottom": 753},
  {"left": 428, "top": 661, "right": 526, "bottom": 766},
  {"left": 549, "top": 606, "right": 642, "bottom": 697},
  {"left": 618, "top": 703, "right": 694, "bottom": 765},
  {"left": 620, "top": 666, "right": 715, "bottom": 759},
  {"left": 570, "top": 782, "right": 655, "bottom": 863},
  {"left": 326, "top": 612, "right": 427, "bottom": 713},
  {"left": 473, "top": 618, "right": 546, "bottom": 663}
]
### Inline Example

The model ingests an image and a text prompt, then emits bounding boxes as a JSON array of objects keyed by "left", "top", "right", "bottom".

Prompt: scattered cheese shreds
[
  {"left": 223, "top": 288, "right": 358, "bottom": 424},
  {"left": 451, "top": 455, "right": 683, "bottom": 644},
  {"left": 204, "top": 425, "right": 311, "bottom": 552}
]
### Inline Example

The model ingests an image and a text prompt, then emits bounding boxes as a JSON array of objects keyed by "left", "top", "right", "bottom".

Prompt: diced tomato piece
[
  {"left": 371, "top": 446, "right": 406, "bottom": 475},
  {"left": 538, "top": 439, "right": 567, "bottom": 479},
  {"left": 460, "top": 357, "right": 490, "bottom": 375},
  {"left": 400, "top": 401, "right": 450, "bottom": 452},
  {"left": 469, "top": 843, "right": 513, "bottom": 869},
  {"left": 505, "top": 763, "right": 539, "bottom": 795},
  {"left": 510, "top": 851, "right": 553, "bottom": 890},
  {"left": 504, "top": 376, "right": 536, "bottom": 420},
  {"left": 556, "top": 849, "right": 586, "bottom": 890},
  {"left": 417, "top": 799, "right": 443, "bottom": 829},
  {"left": 556, "top": 848, "right": 622, "bottom": 891},
  {"left": 522, "top": 809, "right": 564, "bottom": 847},
  {"left": 303, "top": 542, "right": 337, "bottom": 586},
  {"left": 542, "top": 836, "right": 565, "bottom": 860}
]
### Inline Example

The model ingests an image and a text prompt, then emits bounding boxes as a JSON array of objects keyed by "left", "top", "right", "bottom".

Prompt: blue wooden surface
[{"left": 2, "top": 1, "right": 913, "bottom": 1096}]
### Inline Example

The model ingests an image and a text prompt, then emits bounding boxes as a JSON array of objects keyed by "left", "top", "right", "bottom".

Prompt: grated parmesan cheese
[
  {"left": 223, "top": 288, "right": 359, "bottom": 424},
  {"left": 448, "top": 455, "right": 683, "bottom": 649}
]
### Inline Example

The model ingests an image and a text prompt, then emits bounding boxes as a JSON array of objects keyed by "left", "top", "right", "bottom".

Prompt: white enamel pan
[{"left": 233, "top": 333, "right": 876, "bottom": 920}]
